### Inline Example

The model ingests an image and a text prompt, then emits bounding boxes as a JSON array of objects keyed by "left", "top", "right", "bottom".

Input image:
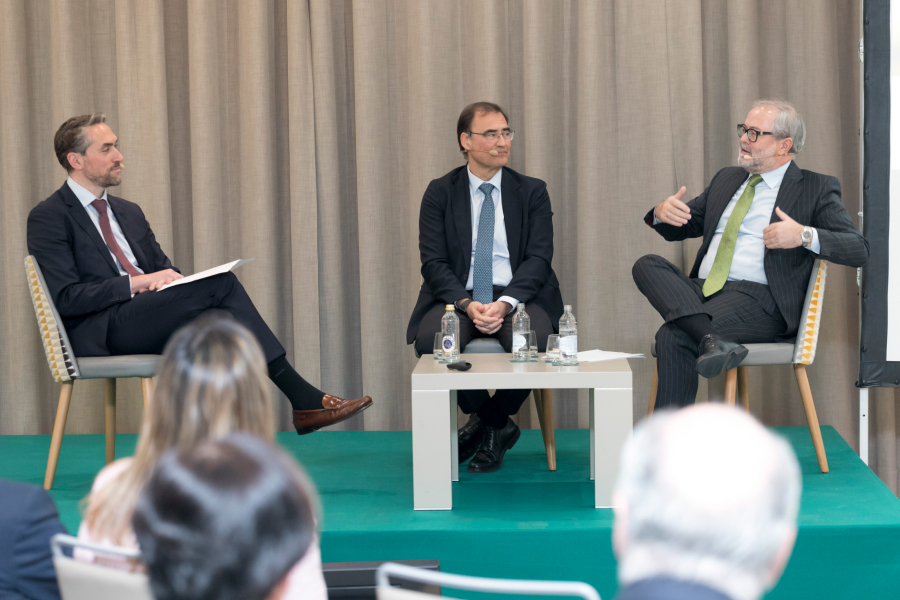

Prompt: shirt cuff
[
  {"left": 806, "top": 228, "right": 821, "bottom": 254},
  {"left": 128, "top": 274, "right": 135, "bottom": 298},
  {"left": 652, "top": 214, "right": 661, "bottom": 226},
  {"left": 498, "top": 296, "right": 519, "bottom": 312}
]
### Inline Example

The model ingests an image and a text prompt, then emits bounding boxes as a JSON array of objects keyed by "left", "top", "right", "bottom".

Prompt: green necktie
[{"left": 702, "top": 174, "right": 764, "bottom": 297}]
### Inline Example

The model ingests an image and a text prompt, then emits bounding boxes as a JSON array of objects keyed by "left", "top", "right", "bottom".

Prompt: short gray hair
[
  {"left": 752, "top": 99, "right": 805, "bottom": 154},
  {"left": 614, "top": 406, "right": 801, "bottom": 600}
]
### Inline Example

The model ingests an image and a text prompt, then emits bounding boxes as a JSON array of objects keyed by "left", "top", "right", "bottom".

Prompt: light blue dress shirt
[
  {"left": 697, "top": 161, "right": 820, "bottom": 285},
  {"left": 67, "top": 178, "right": 144, "bottom": 291},
  {"left": 465, "top": 167, "right": 518, "bottom": 309}
]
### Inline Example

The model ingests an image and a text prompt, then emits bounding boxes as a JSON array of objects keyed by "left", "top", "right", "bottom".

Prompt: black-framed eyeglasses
[
  {"left": 467, "top": 129, "right": 514, "bottom": 142},
  {"left": 737, "top": 124, "right": 773, "bottom": 143}
]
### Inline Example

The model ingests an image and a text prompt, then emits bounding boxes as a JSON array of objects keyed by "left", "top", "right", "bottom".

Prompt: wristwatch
[
  {"left": 800, "top": 226, "right": 813, "bottom": 248},
  {"left": 457, "top": 299, "right": 473, "bottom": 313}
]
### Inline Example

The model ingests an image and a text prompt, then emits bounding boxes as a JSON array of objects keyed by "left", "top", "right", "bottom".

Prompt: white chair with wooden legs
[
  {"left": 648, "top": 260, "right": 831, "bottom": 474},
  {"left": 25, "top": 256, "right": 160, "bottom": 490}
]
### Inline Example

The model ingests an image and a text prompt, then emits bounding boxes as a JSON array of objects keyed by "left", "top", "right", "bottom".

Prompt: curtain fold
[{"left": 2, "top": 0, "right": 897, "bottom": 494}]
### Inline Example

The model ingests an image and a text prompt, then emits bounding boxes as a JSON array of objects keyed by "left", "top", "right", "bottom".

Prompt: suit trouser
[
  {"left": 632, "top": 254, "right": 787, "bottom": 408},
  {"left": 105, "top": 272, "right": 286, "bottom": 363},
  {"left": 414, "top": 286, "right": 555, "bottom": 426}
]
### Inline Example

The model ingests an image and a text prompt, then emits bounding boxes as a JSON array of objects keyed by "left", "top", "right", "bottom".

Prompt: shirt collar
[
  {"left": 67, "top": 177, "right": 108, "bottom": 209},
  {"left": 756, "top": 159, "right": 792, "bottom": 190},
  {"left": 467, "top": 165, "right": 503, "bottom": 199}
]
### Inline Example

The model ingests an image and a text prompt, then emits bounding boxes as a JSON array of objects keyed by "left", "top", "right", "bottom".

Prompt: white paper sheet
[
  {"left": 576, "top": 349, "right": 644, "bottom": 362},
  {"left": 156, "top": 258, "right": 255, "bottom": 292}
]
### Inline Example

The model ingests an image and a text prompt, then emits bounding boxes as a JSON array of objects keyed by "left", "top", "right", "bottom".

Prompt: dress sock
[
  {"left": 267, "top": 355, "right": 325, "bottom": 410},
  {"left": 672, "top": 314, "right": 719, "bottom": 345}
]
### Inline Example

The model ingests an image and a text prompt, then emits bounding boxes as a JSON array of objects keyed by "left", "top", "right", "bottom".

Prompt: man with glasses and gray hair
[
  {"left": 632, "top": 100, "right": 868, "bottom": 408},
  {"left": 612, "top": 404, "right": 801, "bottom": 600},
  {"left": 406, "top": 101, "right": 563, "bottom": 474}
]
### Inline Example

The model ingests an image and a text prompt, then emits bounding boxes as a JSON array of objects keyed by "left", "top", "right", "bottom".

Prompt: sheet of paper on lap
[{"left": 156, "top": 258, "right": 255, "bottom": 292}]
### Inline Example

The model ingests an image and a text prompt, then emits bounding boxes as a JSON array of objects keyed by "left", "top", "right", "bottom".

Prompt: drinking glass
[
  {"left": 433, "top": 332, "right": 443, "bottom": 360},
  {"left": 545, "top": 334, "right": 561, "bottom": 364},
  {"left": 528, "top": 330, "right": 538, "bottom": 361}
]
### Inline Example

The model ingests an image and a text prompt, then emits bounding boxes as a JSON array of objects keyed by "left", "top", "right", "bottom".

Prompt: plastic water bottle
[
  {"left": 512, "top": 304, "right": 530, "bottom": 360},
  {"left": 441, "top": 305, "right": 460, "bottom": 363},
  {"left": 559, "top": 304, "right": 577, "bottom": 364}
]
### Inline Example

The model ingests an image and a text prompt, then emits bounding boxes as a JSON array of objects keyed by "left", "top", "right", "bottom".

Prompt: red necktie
[{"left": 90, "top": 199, "right": 141, "bottom": 276}]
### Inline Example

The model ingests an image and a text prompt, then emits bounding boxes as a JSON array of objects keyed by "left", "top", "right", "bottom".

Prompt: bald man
[{"left": 611, "top": 405, "right": 801, "bottom": 600}]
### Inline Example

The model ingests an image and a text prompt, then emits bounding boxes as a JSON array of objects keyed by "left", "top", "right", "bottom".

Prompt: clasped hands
[
  {"left": 654, "top": 186, "right": 806, "bottom": 249},
  {"left": 131, "top": 269, "right": 183, "bottom": 293},
  {"left": 461, "top": 300, "right": 512, "bottom": 335}
]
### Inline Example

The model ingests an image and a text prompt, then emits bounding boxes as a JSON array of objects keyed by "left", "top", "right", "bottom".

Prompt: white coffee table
[{"left": 411, "top": 353, "right": 633, "bottom": 510}]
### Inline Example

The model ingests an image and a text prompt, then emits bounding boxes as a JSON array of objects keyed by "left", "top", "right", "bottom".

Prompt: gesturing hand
[
  {"left": 654, "top": 186, "right": 691, "bottom": 226},
  {"left": 763, "top": 207, "right": 805, "bottom": 249}
]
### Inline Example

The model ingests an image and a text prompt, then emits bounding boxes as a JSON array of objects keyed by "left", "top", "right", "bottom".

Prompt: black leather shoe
[
  {"left": 695, "top": 334, "right": 748, "bottom": 379},
  {"left": 468, "top": 418, "right": 520, "bottom": 473},
  {"left": 458, "top": 414, "right": 486, "bottom": 463}
]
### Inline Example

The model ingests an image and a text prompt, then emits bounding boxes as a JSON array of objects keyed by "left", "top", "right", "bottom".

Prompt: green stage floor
[{"left": 2, "top": 426, "right": 899, "bottom": 599}]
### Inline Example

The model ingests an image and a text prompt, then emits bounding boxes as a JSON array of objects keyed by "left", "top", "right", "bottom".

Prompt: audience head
[
  {"left": 133, "top": 433, "right": 318, "bottom": 600},
  {"left": 612, "top": 405, "right": 801, "bottom": 600},
  {"left": 84, "top": 312, "right": 276, "bottom": 544},
  {"left": 738, "top": 100, "right": 804, "bottom": 174}
]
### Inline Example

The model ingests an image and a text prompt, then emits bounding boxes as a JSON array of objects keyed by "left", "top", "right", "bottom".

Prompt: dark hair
[
  {"left": 132, "top": 433, "right": 318, "bottom": 600},
  {"left": 54, "top": 113, "right": 107, "bottom": 172},
  {"left": 456, "top": 102, "right": 509, "bottom": 155}
]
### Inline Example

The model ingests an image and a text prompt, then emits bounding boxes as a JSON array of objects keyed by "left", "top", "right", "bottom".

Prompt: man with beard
[
  {"left": 632, "top": 100, "right": 868, "bottom": 408},
  {"left": 27, "top": 114, "right": 372, "bottom": 434}
]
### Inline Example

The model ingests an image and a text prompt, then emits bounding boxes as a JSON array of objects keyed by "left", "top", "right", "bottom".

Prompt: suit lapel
[
  {"left": 107, "top": 196, "right": 149, "bottom": 271},
  {"left": 451, "top": 168, "right": 473, "bottom": 270},
  {"left": 59, "top": 184, "right": 119, "bottom": 275},
  {"left": 704, "top": 168, "right": 748, "bottom": 245},
  {"left": 771, "top": 161, "right": 804, "bottom": 222},
  {"left": 501, "top": 169, "right": 521, "bottom": 269}
]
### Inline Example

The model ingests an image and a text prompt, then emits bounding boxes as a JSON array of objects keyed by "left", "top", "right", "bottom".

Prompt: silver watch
[{"left": 800, "top": 226, "right": 813, "bottom": 248}]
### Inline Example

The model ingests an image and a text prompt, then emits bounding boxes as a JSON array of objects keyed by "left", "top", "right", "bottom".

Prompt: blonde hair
[{"left": 83, "top": 313, "right": 275, "bottom": 545}]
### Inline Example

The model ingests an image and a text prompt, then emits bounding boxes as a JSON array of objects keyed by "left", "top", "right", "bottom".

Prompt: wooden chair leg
[
  {"left": 648, "top": 362, "right": 658, "bottom": 416},
  {"left": 45, "top": 381, "right": 74, "bottom": 490},
  {"left": 541, "top": 389, "right": 556, "bottom": 471},
  {"left": 104, "top": 378, "right": 116, "bottom": 465},
  {"left": 533, "top": 389, "right": 557, "bottom": 471},
  {"left": 724, "top": 368, "right": 737, "bottom": 406},
  {"left": 141, "top": 377, "right": 153, "bottom": 410},
  {"left": 737, "top": 366, "right": 750, "bottom": 412},
  {"left": 794, "top": 364, "right": 829, "bottom": 473}
]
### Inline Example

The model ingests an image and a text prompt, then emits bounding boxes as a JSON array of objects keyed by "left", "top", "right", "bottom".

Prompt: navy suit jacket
[
  {"left": 407, "top": 165, "right": 564, "bottom": 343},
  {"left": 646, "top": 163, "right": 868, "bottom": 339},
  {"left": 614, "top": 577, "right": 734, "bottom": 600},
  {"left": 0, "top": 480, "right": 68, "bottom": 600},
  {"left": 27, "top": 183, "right": 178, "bottom": 357}
]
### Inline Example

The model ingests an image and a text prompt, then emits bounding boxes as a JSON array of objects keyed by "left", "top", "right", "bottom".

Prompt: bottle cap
[
  {"left": 517, "top": 304, "right": 524, "bottom": 311},
  {"left": 446, "top": 304, "right": 454, "bottom": 311},
  {"left": 564, "top": 304, "right": 572, "bottom": 311}
]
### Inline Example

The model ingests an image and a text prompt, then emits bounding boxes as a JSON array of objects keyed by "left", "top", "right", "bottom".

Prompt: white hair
[
  {"left": 752, "top": 99, "right": 806, "bottom": 154},
  {"left": 614, "top": 406, "right": 801, "bottom": 600}
]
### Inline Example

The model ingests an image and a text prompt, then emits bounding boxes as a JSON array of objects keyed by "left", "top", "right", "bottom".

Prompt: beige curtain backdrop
[{"left": 2, "top": 0, "right": 898, "bottom": 492}]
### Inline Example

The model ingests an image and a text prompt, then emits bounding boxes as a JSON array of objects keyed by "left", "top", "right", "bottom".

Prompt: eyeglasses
[
  {"left": 737, "top": 124, "right": 773, "bottom": 143},
  {"left": 467, "top": 129, "right": 515, "bottom": 142}
]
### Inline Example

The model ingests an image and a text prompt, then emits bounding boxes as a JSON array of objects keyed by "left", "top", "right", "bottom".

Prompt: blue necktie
[{"left": 473, "top": 183, "right": 495, "bottom": 304}]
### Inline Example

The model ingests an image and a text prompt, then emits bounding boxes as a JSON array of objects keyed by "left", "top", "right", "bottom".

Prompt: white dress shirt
[
  {"left": 465, "top": 166, "right": 518, "bottom": 309},
  {"left": 697, "top": 161, "right": 820, "bottom": 285},
  {"left": 67, "top": 178, "right": 144, "bottom": 289}
]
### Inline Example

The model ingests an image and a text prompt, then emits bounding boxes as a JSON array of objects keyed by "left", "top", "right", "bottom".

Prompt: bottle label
[
  {"left": 560, "top": 335, "right": 577, "bottom": 355},
  {"left": 442, "top": 336, "right": 456, "bottom": 352},
  {"left": 512, "top": 334, "right": 527, "bottom": 353}
]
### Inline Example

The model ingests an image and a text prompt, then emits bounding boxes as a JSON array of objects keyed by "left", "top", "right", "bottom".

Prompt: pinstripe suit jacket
[{"left": 646, "top": 163, "right": 868, "bottom": 337}]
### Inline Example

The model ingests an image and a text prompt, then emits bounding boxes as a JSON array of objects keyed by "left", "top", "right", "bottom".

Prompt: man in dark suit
[
  {"left": 0, "top": 479, "right": 68, "bottom": 600},
  {"left": 27, "top": 114, "right": 371, "bottom": 434},
  {"left": 632, "top": 100, "right": 868, "bottom": 407},
  {"left": 407, "top": 102, "right": 563, "bottom": 473},
  {"left": 612, "top": 405, "right": 800, "bottom": 600}
]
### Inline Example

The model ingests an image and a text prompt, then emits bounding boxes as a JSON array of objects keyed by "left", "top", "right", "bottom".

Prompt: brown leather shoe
[{"left": 292, "top": 394, "right": 373, "bottom": 435}]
